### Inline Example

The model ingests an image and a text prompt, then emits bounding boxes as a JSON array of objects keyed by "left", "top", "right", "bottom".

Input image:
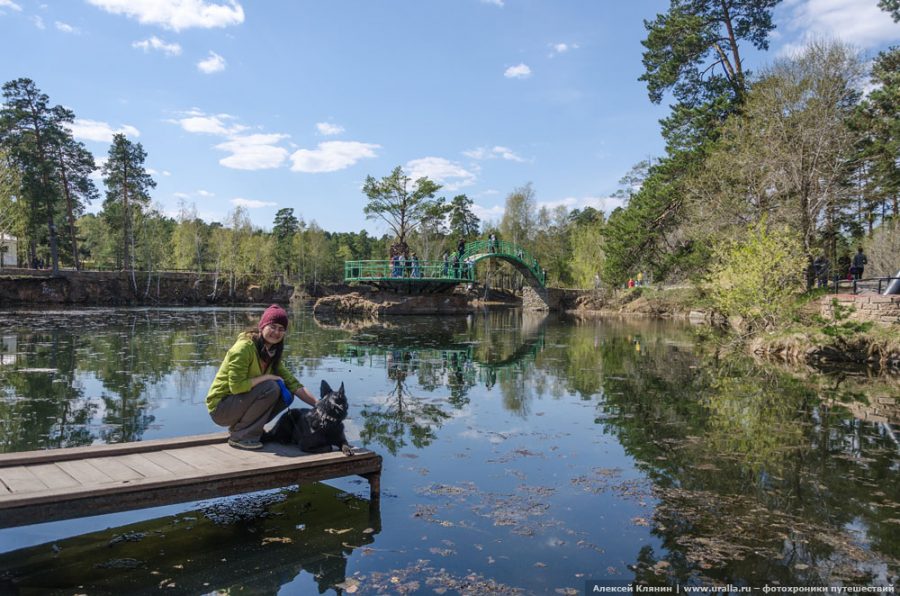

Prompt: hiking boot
[{"left": 228, "top": 438, "right": 263, "bottom": 450}]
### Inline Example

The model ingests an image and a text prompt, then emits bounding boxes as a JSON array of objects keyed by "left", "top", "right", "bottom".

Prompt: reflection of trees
[
  {"left": 360, "top": 359, "right": 451, "bottom": 455},
  {"left": 0, "top": 482, "right": 381, "bottom": 594},
  {"left": 593, "top": 336, "right": 900, "bottom": 586},
  {"left": 0, "top": 330, "right": 96, "bottom": 451},
  {"left": 0, "top": 308, "right": 357, "bottom": 449}
]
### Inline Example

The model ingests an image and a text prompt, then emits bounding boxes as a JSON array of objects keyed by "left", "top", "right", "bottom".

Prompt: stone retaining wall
[
  {"left": 0, "top": 270, "right": 292, "bottom": 305},
  {"left": 521, "top": 286, "right": 583, "bottom": 311},
  {"left": 819, "top": 294, "right": 900, "bottom": 326}
]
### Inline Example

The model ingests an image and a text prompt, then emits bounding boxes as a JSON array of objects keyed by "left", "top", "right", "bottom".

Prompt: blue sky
[{"left": 1, "top": 0, "right": 897, "bottom": 235}]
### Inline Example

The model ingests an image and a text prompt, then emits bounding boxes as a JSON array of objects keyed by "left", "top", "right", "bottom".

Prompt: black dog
[{"left": 263, "top": 380, "right": 352, "bottom": 455}]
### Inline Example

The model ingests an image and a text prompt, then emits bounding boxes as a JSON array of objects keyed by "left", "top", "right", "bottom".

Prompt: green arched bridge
[{"left": 344, "top": 239, "right": 546, "bottom": 292}]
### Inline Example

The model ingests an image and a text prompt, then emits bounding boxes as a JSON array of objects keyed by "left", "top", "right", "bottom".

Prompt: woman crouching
[{"left": 206, "top": 304, "right": 317, "bottom": 450}]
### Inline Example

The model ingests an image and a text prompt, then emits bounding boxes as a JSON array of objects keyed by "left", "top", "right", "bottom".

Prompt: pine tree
[
  {"left": 101, "top": 133, "right": 156, "bottom": 289},
  {"left": 448, "top": 194, "right": 480, "bottom": 239},
  {"left": 0, "top": 78, "right": 65, "bottom": 272},
  {"left": 50, "top": 106, "right": 97, "bottom": 269}
]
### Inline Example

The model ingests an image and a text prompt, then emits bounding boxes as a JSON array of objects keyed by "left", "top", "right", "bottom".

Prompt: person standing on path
[
  {"left": 851, "top": 247, "right": 867, "bottom": 280},
  {"left": 206, "top": 304, "right": 317, "bottom": 450}
]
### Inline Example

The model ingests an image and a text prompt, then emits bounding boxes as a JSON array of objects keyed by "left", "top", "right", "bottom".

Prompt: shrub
[{"left": 706, "top": 222, "right": 806, "bottom": 330}]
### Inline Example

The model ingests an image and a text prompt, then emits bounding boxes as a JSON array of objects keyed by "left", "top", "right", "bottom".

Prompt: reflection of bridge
[
  {"left": 343, "top": 239, "right": 546, "bottom": 292},
  {"left": 340, "top": 333, "right": 545, "bottom": 386}
]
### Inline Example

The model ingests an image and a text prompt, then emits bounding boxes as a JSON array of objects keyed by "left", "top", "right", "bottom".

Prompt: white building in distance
[{"left": 0, "top": 234, "right": 18, "bottom": 268}]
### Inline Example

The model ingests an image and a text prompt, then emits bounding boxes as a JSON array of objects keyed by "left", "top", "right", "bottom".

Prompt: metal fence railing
[{"left": 824, "top": 276, "right": 900, "bottom": 296}]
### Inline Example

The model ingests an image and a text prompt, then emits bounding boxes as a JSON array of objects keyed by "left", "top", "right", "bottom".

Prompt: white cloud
[
  {"left": 0, "top": 1, "right": 23, "bottom": 12},
  {"left": 172, "top": 111, "right": 245, "bottom": 135},
  {"left": 132, "top": 35, "right": 182, "bottom": 56},
  {"left": 231, "top": 197, "right": 276, "bottom": 209},
  {"left": 86, "top": 0, "right": 244, "bottom": 31},
  {"left": 539, "top": 195, "right": 624, "bottom": 215},
  {"left": 68, "top": 118, "right": 140, "bottom": 142},
  {"left": 54, "top": 21, "right": 78, "bottom": 33},
  {"left": 463, "top": 145, "right": 526, "bottom": 162},
  {"left": 215, "top": 134, "right": 289, "bottom": 170},
  {"left": 197, "top": 51, "right": 226, "bottom": 74},
  {"left": 777, "top": 0, "right": 899, "bottom": 53},
  {"left": 471, "top": 203, "right": 504, "bottom": 224},
  {"left": 480, "top": 0, "right": 503, "bottom": 6},
  {"left": 175, "top": 189, "right": 215, "bottom": 199},
  {"left": 405, "top": 157, "right": 476, "bottom": 191},
  {"left": 504, "top": 63, "right": 532, "bottom": 79},
  {"left": 548, "top": 42, "right": 579, "bottom": 57},
  {"left": 316, "top": 122, "right": 345, "bottom": 136},
  {"left": 31, "top": 15, "right": 45, "bottom": 29},
  {"left": 290, "top": 141, "right": 380, "bottom": 173}
]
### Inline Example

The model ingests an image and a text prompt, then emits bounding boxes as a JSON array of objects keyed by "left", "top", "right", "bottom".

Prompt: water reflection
[
  {"left": 339, "top": 312, "right": 549, "bottom": 453},
  {"left": 596, "top": 347, "right": 900, "bottom": 586},
  {"left": 0, "top": 482, "right": 381, "bottom": 594},
  {"left": 0, "top": 308, "right": 897, "bottom": 590}
]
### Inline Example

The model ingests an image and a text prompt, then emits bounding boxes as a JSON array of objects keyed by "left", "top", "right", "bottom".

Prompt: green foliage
[
  {"left": 815, "top": 299, "right": 873, "bottom": 339},
  {"left": 850, "top": 47, "right": 900, "bottom": 226},
  {"left": 499, "top": 183, "right": 536, "bottom": 246},
  {"left": 101, "top": 133, "right": 156, "bottom": 275},
  {"left": 601, "top": 154, "right": 698, "bottom": 285},
  {"left": 272, "top": 207, "right": 300, "bottom": 278},
  {"left": 0, "top": 78, "right": 67, "bottom": 270},
  {"left": 879, "top": 0, "right": 900, "bottom": 21},
  {"left": 705, "top": 222, "right": 806, "bottom": 329},
  {"left": 362, "top": 165, "right": 442, "bottom": 246},
  {"left": 448, "top": 194, "right": 480, "bottom": 239},
  {"left": 569, "top": 214, "right": 605, "bottom": 288}
]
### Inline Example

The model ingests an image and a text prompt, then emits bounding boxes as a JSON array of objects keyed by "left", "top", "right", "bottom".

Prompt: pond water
[{"left": 0, "top": 307, "right": 897, "bottom": 594}]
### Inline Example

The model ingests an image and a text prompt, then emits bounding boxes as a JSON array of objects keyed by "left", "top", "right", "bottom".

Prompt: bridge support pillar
[{"left": 523, "top": 286, "right": 557, "bottom": 311}]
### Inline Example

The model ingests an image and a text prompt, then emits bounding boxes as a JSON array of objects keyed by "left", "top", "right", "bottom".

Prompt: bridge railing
[
  {"left": 344, "top": 259, "right": 476, "bottom": 282},
  {"left": 344, "top": 240, "right": 546, "bottom": 286},
  {"left": 462, "top": 239, "right": 545, "bottom": 286}
]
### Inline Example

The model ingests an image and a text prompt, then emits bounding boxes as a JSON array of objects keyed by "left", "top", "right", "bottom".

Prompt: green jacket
[{"left": 206, "top": 334, "right": 303, "bottom": 413}]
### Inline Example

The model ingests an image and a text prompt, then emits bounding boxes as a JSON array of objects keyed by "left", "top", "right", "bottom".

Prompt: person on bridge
[
  {"left": 442, "top": 252, "right": 449, "bottom": 277},
  {"left": 488, "top": 233, "right": 497, "bottom": 253},
  {"left": 411, "top": 252, "right": 421, "bottom": 278},
  {"left": 206, "top": 304, "right": 317, "bottom": 450},
  {"left": 457, "top": 238, "right": 466, "bottom": 257}
]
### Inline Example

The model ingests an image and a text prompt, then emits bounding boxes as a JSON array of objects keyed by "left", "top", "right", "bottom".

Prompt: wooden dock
[{"left": 0, "top": 433, "right": 382, "bottom": 529}]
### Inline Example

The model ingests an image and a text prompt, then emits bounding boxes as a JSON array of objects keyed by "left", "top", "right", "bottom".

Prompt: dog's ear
[
  {"left": 338, "top": 382, "right": 345, "bottom": 398},
  {"left": 320, "top": 380, "right": 332, "bottom": 398}
]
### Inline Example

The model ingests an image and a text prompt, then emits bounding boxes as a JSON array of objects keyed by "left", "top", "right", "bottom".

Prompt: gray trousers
[{"left": 210, "top": 380, "right": 287, "bottom": 441}]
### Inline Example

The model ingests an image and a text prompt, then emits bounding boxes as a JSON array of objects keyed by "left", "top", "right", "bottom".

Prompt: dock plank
[
  {"left": 117, "top": 454, "right": 175, "bottom": 479},
  {"left": 165, "top": 445, "right": 241, "bottom": 472},
  {"left": 141, "top": 450, "right": 200, "bottom": 475},
  {"left": 56, "top": 460, "right": 114, "bottom": 486},
  {"left": 28, "top": 464, "right": 80, "bottom": 490},
  {"left": 91, "top": 457, "right": 144, "bottom": 482},
  {"left": 0, "top": 466, "right": 47, "bottom": 493},
  {"left": 0, "top": 434, "right": 382, "bottom": 528}
]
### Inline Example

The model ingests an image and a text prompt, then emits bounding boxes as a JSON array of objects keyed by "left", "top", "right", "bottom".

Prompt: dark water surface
[{"left": 0, "top": 307, "right": 897, "bottom": 594}]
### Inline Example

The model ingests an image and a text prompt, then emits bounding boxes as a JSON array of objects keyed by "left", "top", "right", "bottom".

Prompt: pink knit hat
[{"left": 258, "top": 304, "right": 288, "bottom": 330}]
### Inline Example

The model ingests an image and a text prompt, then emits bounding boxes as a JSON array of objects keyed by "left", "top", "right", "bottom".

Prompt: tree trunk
[{"left": 56, "top": 148, "right": 80, "bottom": 270}]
